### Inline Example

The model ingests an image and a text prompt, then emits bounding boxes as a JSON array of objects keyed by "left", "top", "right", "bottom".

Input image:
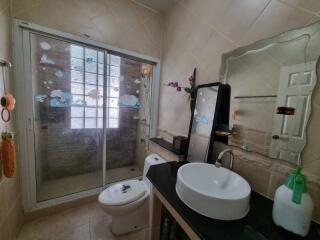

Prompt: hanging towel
[{"left": 2, "top": 132, "right": 16, "bottom": 178}]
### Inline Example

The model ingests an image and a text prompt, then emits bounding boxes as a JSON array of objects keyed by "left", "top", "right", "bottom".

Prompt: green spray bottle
[{"left": 272, "top": 166, "right": 314, "bottom": 236}]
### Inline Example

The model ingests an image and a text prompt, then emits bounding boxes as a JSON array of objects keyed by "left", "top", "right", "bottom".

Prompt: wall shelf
[
  {"left": 149, "top": 138, "right": 185, "bottom": 156},
  {"left": 234, "top": 95, "right": 277, "bottom": 99}
]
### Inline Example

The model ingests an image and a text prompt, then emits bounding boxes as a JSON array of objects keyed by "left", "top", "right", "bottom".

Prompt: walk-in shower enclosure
[{"left": 13, "top": 20, "right": 160, "bottom": 211}]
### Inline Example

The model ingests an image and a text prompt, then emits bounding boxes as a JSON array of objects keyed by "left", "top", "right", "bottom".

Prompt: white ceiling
[{"left": 133, "top": 0, "right": 175, "bottom": 13}]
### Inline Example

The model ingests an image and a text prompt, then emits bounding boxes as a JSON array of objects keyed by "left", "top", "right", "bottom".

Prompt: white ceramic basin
[{"left": 176, "top": 163, "right": 251, "bottom": 220}]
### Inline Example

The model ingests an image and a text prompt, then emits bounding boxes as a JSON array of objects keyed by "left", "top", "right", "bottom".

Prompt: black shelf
[{"left": 149, "top": 138, "right": 185, "bottom": 156}]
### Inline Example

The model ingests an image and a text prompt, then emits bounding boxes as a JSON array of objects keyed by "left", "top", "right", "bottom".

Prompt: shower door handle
[{"left": 26, "top": 118, "right": 33, "bottom": 132}]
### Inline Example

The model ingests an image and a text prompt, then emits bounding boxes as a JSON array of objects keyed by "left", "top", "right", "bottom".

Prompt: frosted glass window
[
  {"left": 98, "top": 63, "right": 104, "bottom": 75},
  {"left": 70, "top": 45, "right": 83, "bottom": 59},
  {"left": 109, "top": 118, "right": 119, "bottom": 128},
  {"left": 97, "top": 118, "right": 103, "bottom": 128},
  {"left": 98, "top": 75, "right": 103, "bottom": 86},
  {"left": 85, "top": 61, "right": 97, "bottom": 73},
  {"left": 71, "top": 83, "right": 84, "bottom": 94},
  {"left": 98, "top": 51, "right": 104, "bottom": 63},
  {"left": 85, "top": 118, "right": 96, "bottom": 128},
  {"left": 98, "top": 86, "right": 104, "bottom": 96},
  {"left": 85, "top": 108, "right": 96, "bottom": 118},
  {"left": 110, "top": 55, "right": 120, "bottom": 66},
  {"left": 72, "top": 95, "right": 84, "bottom": 106},
  {"left": 71, "top": 107, "right": 84, "bottom": 117},
  {"left": 108, "top": 108, "right": 118, "bottom": 118},
  {"left": 70, "top": 51, "right": 124, "bottom": 129},
  {"left": 109, "top": 77, "right": 120, "bottom": 87},
  {"left": 108, "top": 98, "right": 118, "bottom": 108},
  {"left": 71, "top": 58, "right": 83, "bottom": 71},
  {"left": 71, "top": 70, "right": 83, "bottom": 83},
  {"left": 85, "top": 72, "right": 97, "bottom": 84},
  {"left": 71, "top": 118, "right": 84, "bottom": 129},
  {"left": 85, "top": 49, "right": 97, "bottom": 62},
  {"left": 85, "top": 96, "right": 97, "bottom": 107},
  {"left": 110, "top": 66, "right": 120, "bottom": 77},
  {"left": 109, "top": 87, "right": 119, "bottom": 98},
  {"left": 97, "top": 98, "right": 103, "bottom": 107},
  {"left": 85, "top": 84, "right": 97, "bottom": 95},
  {"left": 97, "top": 108, "right": 103, "bottom": 117}
]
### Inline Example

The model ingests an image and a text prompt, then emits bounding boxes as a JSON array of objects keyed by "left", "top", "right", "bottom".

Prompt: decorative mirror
[
  {"left": 220, "top": 21, "right": 320, "bottom": 165},
  {"left": 186, "top": 83, "right": 230, "bottom": 163}
]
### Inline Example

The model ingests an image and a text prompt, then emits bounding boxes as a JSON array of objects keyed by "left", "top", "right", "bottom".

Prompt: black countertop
[{"left": 147, "top": 161, "right": 320, "bottom": 240}]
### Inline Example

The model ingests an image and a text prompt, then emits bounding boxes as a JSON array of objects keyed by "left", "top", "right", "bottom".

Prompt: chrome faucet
[{"left": 215, "top": 149, "right": 234, "bottom": 170}]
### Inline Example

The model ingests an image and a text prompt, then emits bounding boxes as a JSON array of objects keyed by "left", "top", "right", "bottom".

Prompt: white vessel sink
[{"left": 176, "top": 162, "right": 251, "bottom": 220}]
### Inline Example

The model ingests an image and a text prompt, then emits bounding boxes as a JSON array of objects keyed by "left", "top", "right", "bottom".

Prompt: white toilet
[{"left": 98, "top": 154, "right": 165, "bottom": 235}]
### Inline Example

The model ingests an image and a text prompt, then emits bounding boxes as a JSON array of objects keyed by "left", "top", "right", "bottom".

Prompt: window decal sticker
[
  {"left": 86, "top": 57, "right": 94, "bottom": 63},
  {"left": 134, "top": 79, "right": 141, "bottom": 84},
  {"left": 72, "top": 99, "right": 86, "bottom": 107},
  {"left": 55, "top": 70, "right": 64, "bottom": 78},
  {"left": 40, "top": 54, "right": 55, "bottom": 65},
  {"left": 50, "top": 89, "right": 63, "bottom": 98},
  {"left": 87, "top": 89, "right": 101, "bottom": 100},
  {"left": 40, "top": 42, "right": 51, "bottom": 50},
  {"left": 35, "top": 94, "right": 47, "bottom": 102},
  {"left": 49, "top": 91, "right": 73, "bottom": 107},
  {"left": 119, "top": 94, "right": 141, "bottom": 109},
  {"left": 195, "top": 115, "right": 209, "bottom": 125}
]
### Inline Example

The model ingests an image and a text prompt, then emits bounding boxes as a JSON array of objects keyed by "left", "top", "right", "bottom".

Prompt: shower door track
[{"left": 13, "top": 19, "right": 161, "bottom": 212}]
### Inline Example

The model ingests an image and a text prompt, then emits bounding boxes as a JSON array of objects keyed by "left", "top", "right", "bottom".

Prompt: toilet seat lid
[{"left": 99, "top": 179, "right": 147, "bottom": 206}]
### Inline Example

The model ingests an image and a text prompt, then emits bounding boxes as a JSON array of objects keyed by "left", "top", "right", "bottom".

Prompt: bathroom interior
[{"left": 1, "top": 0, "right": 320, "bottom": 240}]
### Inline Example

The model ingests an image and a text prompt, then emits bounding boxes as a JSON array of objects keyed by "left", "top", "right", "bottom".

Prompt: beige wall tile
[
  {"left": 308, "top": 183, "right": 320, "bottom": 221},
  {"left": 241, "top": 0, "right": 315, "bottom": 45},
  {"left": 12, "top": 0, "right": 163, "bottom": 59},
  {"left": 209, "top": 0, "right": 271, "bottom": 45},
  {"left": 267, "top": 171, "right": 287, "bottom": 198},
  {"left": 279, "top": 0, "right": 320, "bottom": 14},
  {"left": 148, "top": 141, "right": 183, "bottom": 162},
  {"left": 233, "top": 154, "right": 272, "bottom": 196}
]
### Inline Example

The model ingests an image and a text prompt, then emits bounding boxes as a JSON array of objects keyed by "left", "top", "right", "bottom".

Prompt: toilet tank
[{"left": 143, "top": 154, "right": 166, "bottom": 188}]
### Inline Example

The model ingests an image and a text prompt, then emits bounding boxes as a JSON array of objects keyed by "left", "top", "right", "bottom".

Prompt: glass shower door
[
  {"left": 29, "top": 33, "right": 104, "bottom": 202},
  {"left": 104, "top": 54, "right": 153, "bottom": 184}
]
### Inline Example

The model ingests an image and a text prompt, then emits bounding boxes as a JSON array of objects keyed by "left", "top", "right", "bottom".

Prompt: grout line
[
  {"left": 246, "top": 0, "right": 272, "bottom": 32},
  {"left": 176, "top": 0, "right": 239, "bottom": 48},
  {"left": 276, "top": 0, "right": 320, "bottom": 16},
  {"left": 131, "top": 0, "right": 161, "bottom": 15}
]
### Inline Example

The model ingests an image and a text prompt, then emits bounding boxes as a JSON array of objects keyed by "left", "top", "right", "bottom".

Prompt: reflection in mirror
[
  {"left": 220, "top": 21, "right": 320, "bottom": 165},
  {"left": 187, "top": 84, "right": 219, "bottom": 162}
]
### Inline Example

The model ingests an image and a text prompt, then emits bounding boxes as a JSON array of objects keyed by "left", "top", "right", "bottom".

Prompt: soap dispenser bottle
[{"left": 272, "top": 166, "right": 314, "bottom": 237}]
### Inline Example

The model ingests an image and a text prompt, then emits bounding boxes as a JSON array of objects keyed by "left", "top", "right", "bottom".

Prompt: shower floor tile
[
  {"left": 17, "top": 201, "right": 148, "bottom": 240},
  {"left": 106, "top": 165, "right": 142, "bottom": 184},
  {"left": 37, "top": 165, "right": 142, "bottom": 202}
]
